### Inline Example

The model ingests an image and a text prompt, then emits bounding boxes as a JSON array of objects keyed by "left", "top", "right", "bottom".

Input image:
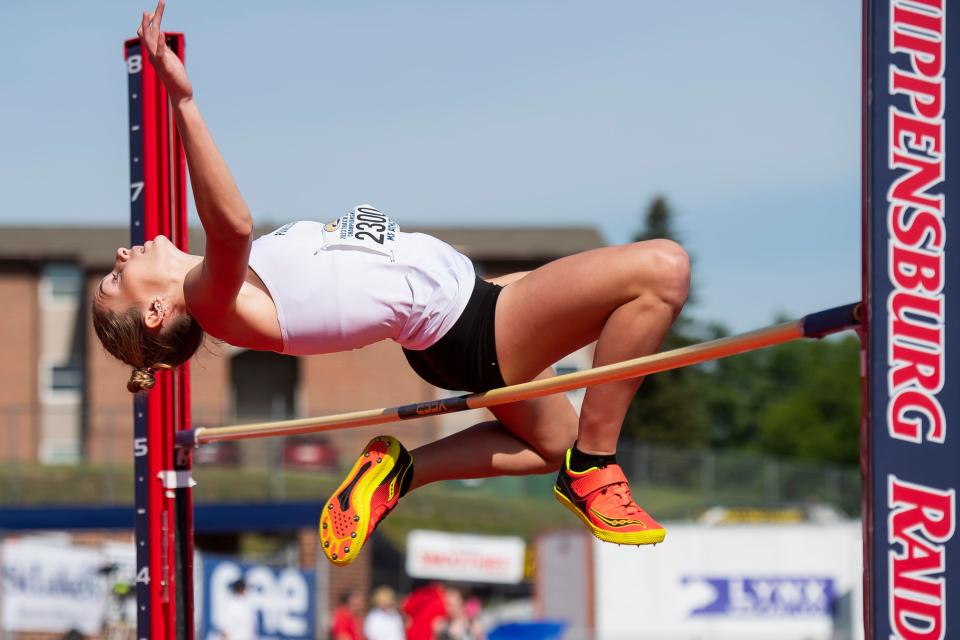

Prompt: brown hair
[{"left": 92, "top": 305, "right": 204, "bottom": 393}]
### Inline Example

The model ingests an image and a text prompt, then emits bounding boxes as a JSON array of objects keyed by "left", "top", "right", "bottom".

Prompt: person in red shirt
[
  {"left": 402, "top": 583, "right": 447, "bottom": 640},
  {"left": 331, "top": 590, "right": 365, "bottom": 640}
]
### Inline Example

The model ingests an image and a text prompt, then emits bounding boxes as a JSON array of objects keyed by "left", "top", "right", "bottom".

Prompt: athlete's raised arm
[{"left": 138, "top": 1, "right": 252, "bottom": 311}]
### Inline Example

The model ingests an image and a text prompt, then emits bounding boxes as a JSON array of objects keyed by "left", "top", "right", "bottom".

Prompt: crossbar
[{"left": 177, "top": 303, "right": 860, "bottom": 447}]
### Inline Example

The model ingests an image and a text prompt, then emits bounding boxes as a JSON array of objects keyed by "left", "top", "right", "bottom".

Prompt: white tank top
[{"left": 247, "top": 205, "right": 476, "bottom": 355}]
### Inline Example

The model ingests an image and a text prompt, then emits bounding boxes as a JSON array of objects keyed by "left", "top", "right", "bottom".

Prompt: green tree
[
  {"left": 633, "top": 195, "right": 677, "bottom": 242},
  {"left": 701, "top": 328, "right": 861, "bottom": 463},
  {"left": 755, "top": 335, "right": 861, "bottom": 464},
  {"left": 700, "top": 323, "right": 773, "bottom": 448}
]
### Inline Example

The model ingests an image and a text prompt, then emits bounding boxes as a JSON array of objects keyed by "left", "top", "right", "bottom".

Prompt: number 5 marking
[
  {"left": 134, "top": 437, "right": 148, "bottom": 457},
  {"left": 130, "top": 182, "right": 144, "bottom": 203}
]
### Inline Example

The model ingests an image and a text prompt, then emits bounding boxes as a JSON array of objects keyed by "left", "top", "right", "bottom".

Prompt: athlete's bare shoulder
[{"left": 190, "top": 269, "right": 284, "bottom": 351}]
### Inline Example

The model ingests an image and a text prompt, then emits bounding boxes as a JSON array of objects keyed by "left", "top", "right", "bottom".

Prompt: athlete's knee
[
  {"left": 531, "top": 419, "right": 578, "bottom": 468},
  {"left": 536, "top": 441, "right": 572, "bottom": 469},
  {"left": 661, "top": 242, "right": 691, "bottom": 311},
  {"left": 637, "top": 239, "right": 690, "bottom": 312}
]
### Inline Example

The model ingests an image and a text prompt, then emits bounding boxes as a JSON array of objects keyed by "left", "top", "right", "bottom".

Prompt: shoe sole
[
  {"left": 553, "top": 486, "right": 666, "bottom": 545},
  {"left": 319, "top": 436, "right": 401, "bottom": 566}
]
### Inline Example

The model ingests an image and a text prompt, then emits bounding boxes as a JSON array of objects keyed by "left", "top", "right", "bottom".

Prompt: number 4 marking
[
  {"left": 130, "top": 182, "right": 144, "bottom": 203},
  {"left": 135, "top": 567, "right": 151, "bottom": 585}
]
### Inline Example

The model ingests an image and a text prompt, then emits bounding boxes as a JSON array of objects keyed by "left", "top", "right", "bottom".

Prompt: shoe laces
[{"left": 598, "top": 482, "right": 643, "bottom": 517}]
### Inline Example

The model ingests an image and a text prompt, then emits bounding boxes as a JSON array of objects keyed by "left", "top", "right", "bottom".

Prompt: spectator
[
  {"left": 463, "top": 595, "right": 482, "bottom": 623},
  {"left": 331, "top": 589, "right": 366, "bottom": 640},
  {"left": 217, "top": 578, "right": 257, "bottom": 640},
  {"left": 402, "top": 583, "right": 447, "bottom": 640},
  {"left": 434, "top": 588, "right": 484, "bottom": 640},
  {"left": 364, "top": 586, "right": 405, "bottom": 640}
]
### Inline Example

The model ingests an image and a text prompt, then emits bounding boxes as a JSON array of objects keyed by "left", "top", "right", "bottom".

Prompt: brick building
[{"left": 0, "top": 224, "right": 604, "bottom": 468}]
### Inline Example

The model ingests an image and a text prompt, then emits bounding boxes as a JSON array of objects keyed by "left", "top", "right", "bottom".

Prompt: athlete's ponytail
[{"left": 92, "top": 305, "right": 203, "bottom": 393}]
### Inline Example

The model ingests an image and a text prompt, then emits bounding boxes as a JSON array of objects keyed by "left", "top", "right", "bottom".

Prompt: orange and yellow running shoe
[
  {"left": 319, "top": 435, "right": 413, "bottom": 566},
  {"left": 553, "top": 448, "right": 666, "bottom": 545}
]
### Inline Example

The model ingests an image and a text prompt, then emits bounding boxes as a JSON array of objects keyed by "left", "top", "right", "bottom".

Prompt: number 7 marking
[{"left": 130, "top": 182, "right": 144, "bottom": 202}]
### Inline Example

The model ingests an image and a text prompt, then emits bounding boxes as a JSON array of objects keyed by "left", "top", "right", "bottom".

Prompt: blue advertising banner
[
  {"left": 680, "top": 576, "right": 836, "bottom": 617},
  {"left": 199, "top": 555, "right": 315, "bottom": 640},
  {"left": 865, "top": 0, "right": 958, "bottom": 638}
]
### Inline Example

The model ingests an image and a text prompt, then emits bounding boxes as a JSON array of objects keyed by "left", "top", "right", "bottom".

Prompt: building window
[
  {"left": 43, "top": 263, "right": 83, "bottom": 301},
  {"left": 50, "top": 364, "right": 83, "bottom": 392},
  {"left": 230, "top": 351, "right": 299, "bottom": 420}
]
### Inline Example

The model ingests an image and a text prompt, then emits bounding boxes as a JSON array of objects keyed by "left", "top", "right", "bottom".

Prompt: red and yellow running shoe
[
  {"left": 553, "top": 449, "right": 665, "bottom": 545},
  {"left": 319, "top": 435, "right": 413, "bottom": 566}
]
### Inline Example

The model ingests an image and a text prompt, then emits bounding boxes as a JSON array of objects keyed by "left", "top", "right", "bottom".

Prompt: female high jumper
[{"left": 94, "top": 1, "right": 690, "bottom": 566}]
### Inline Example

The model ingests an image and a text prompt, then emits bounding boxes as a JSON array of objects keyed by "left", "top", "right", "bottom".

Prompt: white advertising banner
[
  {"left": 406, "top": 529, "right": 526, "bottom": 584},
  {"left": 591, "top": 523, "right": 863, "bottom": 640},
  {"left": 1, "top": 540, "right": 108, "bottom": 635}
]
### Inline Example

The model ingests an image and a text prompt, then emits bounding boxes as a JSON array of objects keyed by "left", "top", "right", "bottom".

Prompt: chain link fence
[{"left": 0, "top": 404, "right": 861, "bottom": 518}]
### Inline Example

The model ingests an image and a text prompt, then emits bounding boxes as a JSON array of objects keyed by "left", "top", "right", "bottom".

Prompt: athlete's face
[{"left": 93, "top": 235, "right": 179, "bottom": 321}]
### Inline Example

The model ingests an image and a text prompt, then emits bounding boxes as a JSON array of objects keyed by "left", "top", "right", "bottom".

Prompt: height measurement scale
[{"left": 124, "top": 35, "right": 195, "bottom": 640}]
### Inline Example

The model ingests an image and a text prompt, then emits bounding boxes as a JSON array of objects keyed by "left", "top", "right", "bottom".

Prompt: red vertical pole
[
  {"left": 124, "top": 33, "right": 194, "bottom": 640},
  {"left": 168, "top": 35, "right": 195, "bottom": 634}
]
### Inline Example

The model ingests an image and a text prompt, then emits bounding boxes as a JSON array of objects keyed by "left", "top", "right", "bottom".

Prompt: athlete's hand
[{"left": 137, "top": 0, "right": 193, "bottom": 103}]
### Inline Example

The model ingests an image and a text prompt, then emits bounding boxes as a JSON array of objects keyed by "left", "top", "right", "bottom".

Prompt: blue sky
[{"left": 0, "top": 1, "right": 860, "bottom": 331}]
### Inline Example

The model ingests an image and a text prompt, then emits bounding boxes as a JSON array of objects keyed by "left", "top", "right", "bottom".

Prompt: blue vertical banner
[
  {"left": 865, "top": 1, "right": 958, "bottom": 638},
  {"left": 199, "top": 556, "right": 316, "bottom": 640}
]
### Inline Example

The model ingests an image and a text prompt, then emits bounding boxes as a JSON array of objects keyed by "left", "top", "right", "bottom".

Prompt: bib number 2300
[{"left": 323, "top": 205, "right": 399, "bottom": 260}]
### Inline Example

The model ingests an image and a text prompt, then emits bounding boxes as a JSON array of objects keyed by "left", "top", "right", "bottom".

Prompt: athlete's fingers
[{"left": 154, "top": 0, "right": 165, "bottom": 27}]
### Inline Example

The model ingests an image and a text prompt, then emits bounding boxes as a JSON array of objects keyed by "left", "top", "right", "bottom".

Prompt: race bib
[{"left": 320, "top": 204, "right": 399, "bottom": 261}]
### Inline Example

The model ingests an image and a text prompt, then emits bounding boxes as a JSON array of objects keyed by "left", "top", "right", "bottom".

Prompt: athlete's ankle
[
  {"left": 398, "top": 462, "right": 414, "bottom": 497},
  {"left": 567, "top": 443, "right": 618, "bottom": 473}
]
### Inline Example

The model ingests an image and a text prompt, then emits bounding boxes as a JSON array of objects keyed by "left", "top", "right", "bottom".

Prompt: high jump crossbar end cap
[{"left": 800, "top": 302, "right": 861, "bottom": 339}]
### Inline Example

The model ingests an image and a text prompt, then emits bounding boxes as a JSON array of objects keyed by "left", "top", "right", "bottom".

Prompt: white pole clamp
[{"left": 157, "top": 470, "right": 197, "bottom": 490}]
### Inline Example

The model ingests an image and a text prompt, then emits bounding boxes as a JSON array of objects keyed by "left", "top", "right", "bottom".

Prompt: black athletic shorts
[{"left": 402, "top": 276, "right": 507, "bottom": 393}]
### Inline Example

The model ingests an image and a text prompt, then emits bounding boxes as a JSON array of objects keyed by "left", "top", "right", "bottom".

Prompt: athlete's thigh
[
  {"left": 490, "top": 370, "right": 579, "bottom": 462},
  {"left": 494, "top": 243, "right": 657, "bottom": 384}
]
